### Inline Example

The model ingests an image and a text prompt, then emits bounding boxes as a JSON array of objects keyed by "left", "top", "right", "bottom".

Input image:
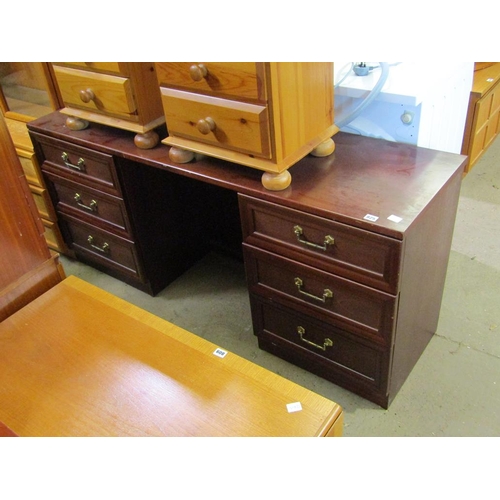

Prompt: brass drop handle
[
  {"left": 79, "top": 88, "right": 95, "bottom": 103},
  {"left": 197, "top": 117, "right": 216, "bottom": 135},
  {"left": 87, "top": 235, "right": 109, "bottom": 253},
  {"left": 189, "top": 63, "right": 208, "bottom": 81},
  {"left": 61, "top": 152, "right": 85, "bottom": 171},
  {"left": 74, "top": 193, "right": 98, "bottom": 212},
  {"left": 294, "top": 277, "right": 333, "bottom": 303},
  {"left": 297, "top": 326, "right": 333, "bottom": 351},
  {"left": 294, "top": 225, "right": 334, "bottom": 251}
]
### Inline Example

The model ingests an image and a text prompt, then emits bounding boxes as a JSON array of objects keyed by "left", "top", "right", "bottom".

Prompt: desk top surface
[
  {"left": 28, "top": 112, "right": 467, "bottom": 240},
  {"left": 0, "top": 276, "right": 342, "bottom": 437}
]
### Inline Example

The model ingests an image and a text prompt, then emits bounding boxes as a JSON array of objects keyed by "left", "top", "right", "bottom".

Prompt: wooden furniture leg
[
  {"left": 310, "top": 137, "right": 336, "bottom": 157},
  {"left": 261, "top": 170, "right": 292, "bottom": 191},
  {"left": 65, "top": 116, "right": 89, "bottom": 131},
  {"left": 134, "top": 130, "right": 159, "bottom": 149}
]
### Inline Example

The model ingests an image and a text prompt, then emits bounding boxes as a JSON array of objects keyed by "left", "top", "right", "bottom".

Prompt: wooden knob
[
  {"left": 79, "top": 88, "right": 95, "bottom": 103},
  {"left": 189, "top": 64, "right": 208, "bottom": 81},
  {"left": 196, "top": 117, "right": 216, "bottom": 135}
]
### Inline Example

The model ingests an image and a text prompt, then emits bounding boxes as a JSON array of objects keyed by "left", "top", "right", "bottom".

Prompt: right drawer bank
[{"left": 239, "top": 148, "right": 464, "bottom": 409}]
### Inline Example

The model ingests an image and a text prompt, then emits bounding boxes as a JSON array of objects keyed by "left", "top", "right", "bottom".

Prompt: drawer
[
  {"left": 53, "top": 65, "right": 136, "bottom": 118},
  {"left": 45, "top": 171, "right": 131, "bottom": 236},
  {"left": 18, "top": 151, "right": 43, "bottom": 187},
  {"left": 56, "top": 62, "right": 128, "bottom": 75},
  {"left": 30, "top": 185, "right": 56, "bottom": 221},
  {"left": 60, "top": 214, "right": 142, "bottom": 280},
  {"left": 160, "top": 88, "right": 271, "bottom": 159},
  {"left": 243, "top": 244, "right": 396, "bottom": 345},
  {"left": 42, "top": 218, "right": 67, "bottom": 253},
  {"left": 35, "top": 134, "right": 120, "bottom": 195},
  {"left": 156, "top": 62, "right": 267, "bottom": 101},
  {"left": 239, "top": 195, "right": 401, "bottom": 294},
  {"left": 251, "top": 298, "right": 385, "bottom": 389}
]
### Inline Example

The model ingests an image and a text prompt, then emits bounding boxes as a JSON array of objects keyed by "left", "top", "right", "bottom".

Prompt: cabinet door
[{"left": 0, "top": 62, "right": 61, "bottom": 120}]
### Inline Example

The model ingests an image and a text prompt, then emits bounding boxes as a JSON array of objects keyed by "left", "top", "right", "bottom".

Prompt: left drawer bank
[{"left": 28, "top": 117, "right": 210, "bottom": 296}]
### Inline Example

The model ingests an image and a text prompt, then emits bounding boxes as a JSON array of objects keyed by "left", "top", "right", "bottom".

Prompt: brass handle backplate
[
  {"left": 294, "top": 277, "right": 333, "bottom": 303},
  {"left": 87, "top": 235, "right": 109, "bottom": 253},
  {"left": 74, "top": 193, "right": 98, "bottom": 212},
  {"left": 297, "top": 326, "right": 333, "bottom": 351},
  {"left": 61, "top": 152, "right": 85, "bottom": 171},
  {"left": 294, "top": 225, "right": 334, "bottom": 251}
]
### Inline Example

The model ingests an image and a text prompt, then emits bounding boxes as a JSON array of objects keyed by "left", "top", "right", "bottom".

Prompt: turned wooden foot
[
  {"left": 310, "top": 137, "right": 335, "bottom": 157},
  {"left": 65, "top": 116, "right": 89, "bottom": 131},
  {"left": 134, "top": 130, "right": 159, "bottom": 149},
  {"left": 168, "top": 147, "right": 196, "bottom": 163},
  {"left": 261, "top": 170, "right": 292, "bottom": 191}
]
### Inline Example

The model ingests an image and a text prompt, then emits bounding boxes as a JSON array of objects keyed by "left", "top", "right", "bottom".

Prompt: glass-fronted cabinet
[{"left": 0, "top": 62, "right": 61, "bottom": 121}]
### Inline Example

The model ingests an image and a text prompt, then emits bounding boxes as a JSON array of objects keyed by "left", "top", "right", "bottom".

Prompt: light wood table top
[{"left": 0, "top": 276, "right": 343, "bottom": 437}]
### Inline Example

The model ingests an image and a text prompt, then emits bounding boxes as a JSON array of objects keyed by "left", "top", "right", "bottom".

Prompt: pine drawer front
[
  {"left": 239, "top": 195, "right": 401, "bottom": 294},
  {"left": 243, "top": 244, "right": 396, "bottom": 346},
  {"left": 42, "top": 219, "right": 66, "bottom": 253},
  {"left": 45, "top": 171, "right": 131, "bottom": 236},
  {"left": 160, "top": 88, "right": 271, "bottom": 158},
  {"left": 60, "top": 214, "right": 142, "bottom": 280},
  {"left": 252, "top": 298, "right": 386, "bottom": 391},
  {"left": 35, "top": 135, "right": 120, "bottom": 195},
  {"left": 53, "top": 66, "right": 137, "bottom": 119},
  {"left": 18, "top": 151, "right": 43, "bottom": 187},
  {"left": 30, "top": 185, "right": 56, "bottom": 221},
  {"left": 155, "top": 62, "right": 266, "bottom": 101},
  {"left": 58, "top": 62, "right": 127, "bottom": 75}
]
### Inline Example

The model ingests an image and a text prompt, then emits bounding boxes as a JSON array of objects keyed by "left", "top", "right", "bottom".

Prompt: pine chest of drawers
[
  {"left": 155, "top": 62, "right": 338, "bottom": 190},
  {"left": 51, "top": 62, "right": 165, "bottom": 149},
  {"left": 28, "top": 112, "right": 466, "bottom": 408}
]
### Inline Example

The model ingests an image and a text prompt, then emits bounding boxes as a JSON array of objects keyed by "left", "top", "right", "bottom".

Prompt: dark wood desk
[{"left": 28, "top": 112, "right": 467, "bottom": 407}]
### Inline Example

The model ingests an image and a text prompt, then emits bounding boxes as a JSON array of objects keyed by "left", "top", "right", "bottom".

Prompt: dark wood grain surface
[{"left": 28, "top": 111, "right": 468, "bottom": 239}]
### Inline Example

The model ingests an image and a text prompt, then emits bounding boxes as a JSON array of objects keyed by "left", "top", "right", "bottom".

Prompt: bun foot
[
  {"left": 168, "top": 147, "right": 196, "bottom": 163},
  {"left": 311, "top": 137, "right": 335, "bottom": 157},
  {"left": 65, "top": 116, "right": 89, "bottom": 131},
  {"left": 261, "top": 170, "right": 292, "bottom": 191},
  {"left": 134, "top": 130, "right": 159, "bottom": 149}
]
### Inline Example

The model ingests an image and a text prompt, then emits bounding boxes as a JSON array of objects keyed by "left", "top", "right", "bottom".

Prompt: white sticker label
[
  {"left": 213, "top": 348, "right": 228, "bottom": 358},
  {"left": 388, "top": 215, "right": 403, "bottom": 223},
  {"left": 364, "top": 214, "right": 379, "bottom": 222},
  {"left": 287, "top": 402, "right": 303, "bottom": 413}
]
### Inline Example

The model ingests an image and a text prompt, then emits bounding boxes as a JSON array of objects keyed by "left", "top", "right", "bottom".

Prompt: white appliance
[{"left": 334, "top": 62, "right": 474, "bottom": 154}]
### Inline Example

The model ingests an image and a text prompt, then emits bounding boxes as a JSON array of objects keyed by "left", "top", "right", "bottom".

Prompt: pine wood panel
[{"left": 269, "top": 62, "right": 334, "bottom": 161}]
